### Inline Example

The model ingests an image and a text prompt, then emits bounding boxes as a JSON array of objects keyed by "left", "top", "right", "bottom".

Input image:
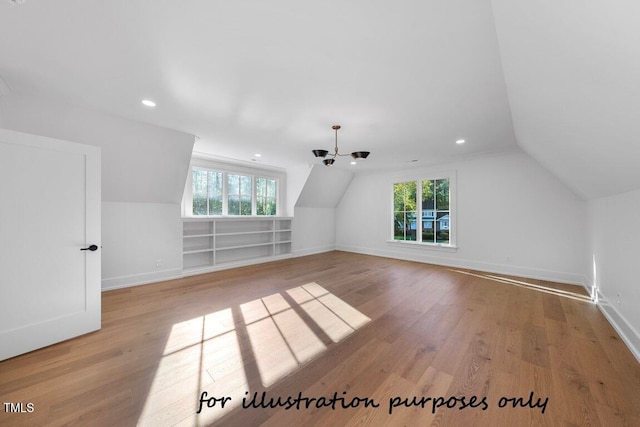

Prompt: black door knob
[{"left": 80, "top": 244, "right": 99, "bottom": 251}]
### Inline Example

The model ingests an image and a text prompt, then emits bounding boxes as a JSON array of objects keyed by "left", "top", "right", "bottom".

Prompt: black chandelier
[{"left": 312, "top": 125, "right": 370, "bottom": 166}]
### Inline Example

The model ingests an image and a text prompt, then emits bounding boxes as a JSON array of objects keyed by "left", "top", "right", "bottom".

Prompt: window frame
[
  {"left": 255, "top": 176, "right": 278, "bottom": 216},
  {"left": 183, "top": 157, "right": 285, "bottom": 217},
  {"left": 389, "top": 171, "right": 457, "bottom": 250}
]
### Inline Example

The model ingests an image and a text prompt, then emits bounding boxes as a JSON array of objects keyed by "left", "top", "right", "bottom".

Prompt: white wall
[
  {"left": 336, "top": 149, "right": 588, "bottom": 284},
  {"left": 587, "top": 189, "right": 640, "bottom": 360},
  {"left": 291, "top": 207, "right": 336, "bottom": 257},
  {"left": 289, "top": 164, "right": 354, "bottom": 257},
  {"left": 0, "top": 93, "right": 195, "bottom": 289},
  {"left": 102, "top": 202, "right": 183, "bottom": 290}
]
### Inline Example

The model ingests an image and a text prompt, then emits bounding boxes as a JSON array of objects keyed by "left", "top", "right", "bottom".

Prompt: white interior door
[{"left": 0, "top": 128, "right": 101, "bottom": 361}]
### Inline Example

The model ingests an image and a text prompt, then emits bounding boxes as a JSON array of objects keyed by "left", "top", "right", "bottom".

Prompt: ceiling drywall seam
[
  {"left": 286, "top": 163, "right": 313, "bottom": 216},
  {"left": 488, "top": 0, "right": 520, "bottom": 154},
  {"left": 0, "top": 72, "right": 11, "bottom": 97}
]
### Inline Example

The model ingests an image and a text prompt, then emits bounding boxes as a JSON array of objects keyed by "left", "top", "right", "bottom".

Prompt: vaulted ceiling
[{"left": 1, "top": 0, "right": 638, "bottom": 199}]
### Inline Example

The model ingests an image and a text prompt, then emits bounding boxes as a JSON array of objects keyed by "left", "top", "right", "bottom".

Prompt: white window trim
[
  {"left": 182, "top": 156, "right": 285, "bottom": 218},
  {"left": 388, "top": 170, "right": 457, "bottom": 251}
]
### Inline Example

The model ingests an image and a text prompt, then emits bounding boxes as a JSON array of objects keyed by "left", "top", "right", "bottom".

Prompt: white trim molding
[
  {"left": 336, "top": 244, "right": 585, "bottom": 286},
  {"left": 102, "top": 268, "right": 183, "bottom": 291},
  {"left": 596, "top": 292, "right": 640, "bottom": 364},
  {"left": 292, "top": 245, "right": 336, "bottom": 258}
]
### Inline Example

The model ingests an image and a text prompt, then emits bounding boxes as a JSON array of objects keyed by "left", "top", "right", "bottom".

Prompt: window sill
[
  {"left": 183, "top": 215, "right": 289, "bottom": 219},
  {"left": 386, "top": 240, "right": 458, "bottom": 253}
]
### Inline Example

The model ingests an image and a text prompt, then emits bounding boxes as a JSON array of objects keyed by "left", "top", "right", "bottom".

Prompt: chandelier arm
[{"left": 313, "top": 124, "right": 370, "bottom": 165}]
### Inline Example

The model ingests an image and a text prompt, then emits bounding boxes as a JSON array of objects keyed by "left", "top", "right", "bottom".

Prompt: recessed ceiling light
[
  {"left": 254, "top": 153, "right": 262, "bottom": 158},
  {"left": 456, "top": 139, "right": 466, "bottom": 144},
  {"left": 141, "top": 99, "right": 156, "bottom": 107},
  {"left": 350, "top": 161, "right": 357, "bottom": 165}
]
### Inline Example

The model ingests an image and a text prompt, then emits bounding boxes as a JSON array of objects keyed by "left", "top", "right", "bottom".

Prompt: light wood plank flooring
[{"left": 1, "top": 251, "right": 639, "bottom": 426}]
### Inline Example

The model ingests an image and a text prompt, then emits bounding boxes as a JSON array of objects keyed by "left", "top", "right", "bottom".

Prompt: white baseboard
[
  {"left": 181, "top": 254, "right": 293, "bottom": 277},
  {"left": 101, "top": 268, "right": 183, "bottom": 291},
  {"left": 292, "top": 245, "right": 336, "bottom": 258},
  {"left": 596, "top": 292, "right": 640, "bottom": 364},
  {"left": 335, "top": 244, "right": 584, "bottom": 285},
  {"left": 581, "top": 276, "right": 597, "bottom": 301}
]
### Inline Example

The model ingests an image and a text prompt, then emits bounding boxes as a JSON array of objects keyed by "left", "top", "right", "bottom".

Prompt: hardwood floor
[{"left": 1, "top": 251, "right": 639, "bottom": 426}]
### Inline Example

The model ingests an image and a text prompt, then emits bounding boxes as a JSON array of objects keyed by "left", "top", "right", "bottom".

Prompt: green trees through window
[
  {"left": 421, "top": 178, "right": 450, "bottom": 244},
  {"left": 192, "top": 168, "right": 277, "bottom": 216},
  {"left": 393, "top": 182, "right": 417, "bottom": 241},
  {"left": 394, "top": 177, "right": 451, "bottom": 245},
  {"left": 227, "top": 174, "right": 252, "bottom": 215},
  {"left": 193, "top": 170, "right": 222, "bottom": 215},
  {"left": 256, "top": 177, "right": 277, "bottom": 216}
]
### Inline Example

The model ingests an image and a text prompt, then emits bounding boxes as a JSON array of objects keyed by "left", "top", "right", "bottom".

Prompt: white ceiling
[{"left": 0, "top": 0, "right": 638, "bottom": 199}]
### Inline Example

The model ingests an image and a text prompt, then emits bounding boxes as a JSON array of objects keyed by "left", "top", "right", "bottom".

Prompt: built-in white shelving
[{"left": 182, "top": 217, "right": 292, "bottom": 275}]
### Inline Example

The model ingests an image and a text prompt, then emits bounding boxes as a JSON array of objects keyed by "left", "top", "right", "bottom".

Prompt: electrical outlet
[
  {"left": 616, "top": 293, "right": 622, "bottom": 304},
  {"left": 155, "top": 259, "right": 162, "bottom": 268}
]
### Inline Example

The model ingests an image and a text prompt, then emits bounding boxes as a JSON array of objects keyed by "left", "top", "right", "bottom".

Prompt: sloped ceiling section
[
  {"left": 295, "top": 165, "right": 354, "bottom": 208},
  {"left": 491, "top": 0, "right": 640, "bottom": 199},
  {"left": 0, "top": 93, "right": 195, "bottom": 204}
]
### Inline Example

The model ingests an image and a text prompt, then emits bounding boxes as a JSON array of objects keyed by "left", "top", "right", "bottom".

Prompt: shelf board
[
  {"left": 183, "top": 233, "right": 214, "bottom": 238},
  {"left": 215, "top": 230, "right": 273, "bottom": 236},
  {"left": 215, "top": 242, "right": 275, "bottom": 251},
  {"left": 183, "top": 248, "right": 215, "bottom": 255}
]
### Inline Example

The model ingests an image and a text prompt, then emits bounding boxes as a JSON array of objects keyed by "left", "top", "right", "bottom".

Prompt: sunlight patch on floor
[
  {"left": 272, "top": 308, "right": 327, "bottom": 363},
  {"left": 244, "top": 313, "right": 300, "bottom": 387},
  {"left": 297, "top": 298, "right": 355, "bottom": 342},
  {"left": 138, "top": 308, "right": 248, "bottom": 427},
  {"left": 138, "top": 282, "right": 369, "bottom": 425},
  {"left": 317, "top": 292, "right": 371, "bottom": 329},
  {"left": 288, "top": 283, "right": 371, "bottom": 342},
  {"left": 242, "top": 287, "right": 331, "bottom": 387}
]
